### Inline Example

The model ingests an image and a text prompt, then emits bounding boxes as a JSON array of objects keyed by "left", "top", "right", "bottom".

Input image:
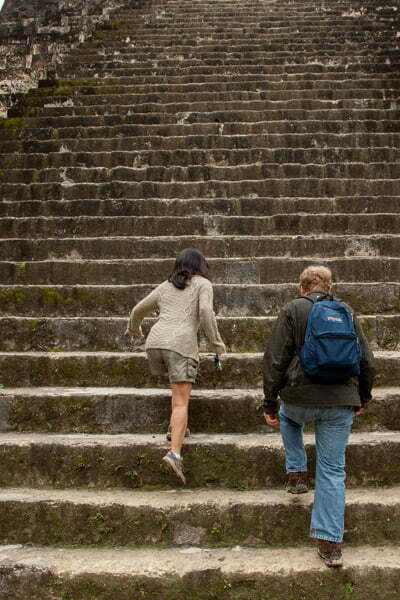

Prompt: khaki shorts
[{"left": 146, "top": 349, "right": 199, "bottom": 383}]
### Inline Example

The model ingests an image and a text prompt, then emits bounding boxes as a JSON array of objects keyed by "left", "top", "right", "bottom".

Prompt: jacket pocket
[{"left": 286, "top": 355, "right": 310, "bottom": 387}]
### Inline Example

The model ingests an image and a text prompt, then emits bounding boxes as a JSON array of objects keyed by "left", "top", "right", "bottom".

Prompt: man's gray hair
[{"left": 300, "top": 265, "right": 332, "bottom": 293}]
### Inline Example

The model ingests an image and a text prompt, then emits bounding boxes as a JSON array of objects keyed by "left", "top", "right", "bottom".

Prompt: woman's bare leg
[{"left": 170, "top": 382, "right": 192, "bottom": 455}]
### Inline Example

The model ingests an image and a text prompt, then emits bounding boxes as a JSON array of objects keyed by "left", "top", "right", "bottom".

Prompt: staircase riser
[
  {"left": 0, "top": 353, "right": 396, "bottom": 388},
  {"left": 0, "top": 436, "right": 398, "bottom": 489},
  {"left": 3, "top": 133, "right": 400, "bottom": 155},
  {"left": 3, "top": 121, "right": 400, "bottom": 143},
  {"left": 0, "top": 498, "right": 397, "bottom": 548},
  {"left": 1, "top": 258, "right": 399, "bottom": 285},
  {"left": 1, "top": 315, "right": 398, "bottom": 352},
  {"left": 2, "top": 179, "right": 400, "bottom": 201},
  {"left": 3, "top": 162, "right": 400, "bottom": 184},
  {"left": 1, "top": 284, "right": 398, "bottom": 317},
  {"left": 1, "top": 391, "right": 398, "bottom": 434},
  {"left": 0, "top": 197, "right": 399, "bottom": 218},
  {"left": 1, "top": 563, "right": 399, "bottom": 600},
  {"left": 3, "top": 147, "right": 400, "bottom": 169}
]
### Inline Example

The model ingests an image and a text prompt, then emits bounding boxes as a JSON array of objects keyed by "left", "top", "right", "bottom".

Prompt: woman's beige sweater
[{"left": 127, "top": 275, "right": 226, "bottom": 361}]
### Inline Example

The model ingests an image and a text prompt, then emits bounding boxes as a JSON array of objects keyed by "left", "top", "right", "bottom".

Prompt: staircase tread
[
  {"left": 0, "top": 485, "right": 398, "bottom": 506},
  {"left": 0, "top": 543, "right": 398, "bottom": 575},
  {"left": 0, "top": 430, "right": 398, "bottom": 446}
]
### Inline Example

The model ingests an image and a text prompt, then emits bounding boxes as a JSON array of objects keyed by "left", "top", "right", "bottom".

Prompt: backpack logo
[{"left": 300, "top": 298, "right": 361, "bottom": 383}]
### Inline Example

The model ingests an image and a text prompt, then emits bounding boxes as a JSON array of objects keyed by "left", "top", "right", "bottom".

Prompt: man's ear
[{"left": 300, "top": 286, "right": 306, "bottom": 296}]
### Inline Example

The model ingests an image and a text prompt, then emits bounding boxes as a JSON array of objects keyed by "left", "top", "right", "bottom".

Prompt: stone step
[
  {"left": 10, "top": 109, "right": 400, "bottom": 131},
  {"left": 1, "top": 235, "right": 399, "bottom": 262},
  {"left": 75, "top": 28, "right": 398, "bottom": 41},
  {"left": 0, "top": 386, "right": 397, "bottom": 434},
  {"left": 0, "top": 351, "right": 396, "bottom": 388},
  {"left": 4, "top": 132, "right": 400, "bottom": 155},
  {"left": 44, "top": 69, "right": 400, "bottom": 86},
  {"left": 0, "top": 486, "right": 398, "bottom": 548},
  {"left": 0, "top": 232, "right": 400, "bottom": 261},
  {"left": 12, "top": 98, "right": 400, "bottom": 120},
  {"left": 0, "top": 544, "right": 399, "bottom": 600},
  {"left": 73, "top": 40, "right": 398, "bottom": 52},
  {"left": 0, "top": 430, "right": 398, "bottom": 488},
  {"left": 26, "top": 77, "right": 400, "bottom": 97},
  {"left": 2, "top": 214, "right": 399, "bottom": 238},
  {"left": 0, "top": 282, "right": 397, "bottom": 318},
  {"left": 2, "top": 256, "right": 400, "bottom": 285},
  {"left": 4, "top": 147, "right": 400, "bottom": 170},
  {"left": 1, "top": 196, "right": 399, "bottom": 218},
  {"left": 14, "top": 89, "right": 399, "bottom": 112},
  {"left": 49, "top": 60, "right": 400, "bottom": 78},
  {"left": 64, "top": 53, "right": 400, "bottom": 72},
  {"left": 84, "top": 19, "right": 398, "bottom": 29},
  {"left": 4, "top": 163, "right": 400, "bottom": 185},
  {"left": 3, "top": 119, "right": 400, "bottom": 144},
  {"left": 2, "top": 178, "right": 400, "bottom": 201},
  {"left": 1, "top": 313, "right": 398, "bottom": 352}
]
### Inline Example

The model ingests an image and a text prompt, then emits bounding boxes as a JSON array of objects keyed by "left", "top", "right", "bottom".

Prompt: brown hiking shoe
[
  {"left": 286, "top": 471, "right": 308, "bottom": 494},
  {"left": 317, "top": 540, "right": 343, "bottom": 568}
]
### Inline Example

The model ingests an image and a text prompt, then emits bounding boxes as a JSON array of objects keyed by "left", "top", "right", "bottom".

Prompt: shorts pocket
[{"left": 187, "top": 359, "right": 198, "bottom": 380}]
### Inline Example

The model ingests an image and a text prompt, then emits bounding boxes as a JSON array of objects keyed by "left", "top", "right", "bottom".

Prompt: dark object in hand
[{"left": 213, "top": 355, "right": 222, "bottom": 371}]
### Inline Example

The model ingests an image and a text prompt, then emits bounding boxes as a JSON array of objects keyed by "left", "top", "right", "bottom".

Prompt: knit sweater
[{"left": 127, "top": 275, "right": 226, "bottom": 361}]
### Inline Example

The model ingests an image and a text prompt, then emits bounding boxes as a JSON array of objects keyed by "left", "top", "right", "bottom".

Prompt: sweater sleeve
[
  {"left": 127, "top": 286, "right": 160, "bottom": 335},
  {"left": 198, "top": 279, "right": 226, "bottom": 356}
]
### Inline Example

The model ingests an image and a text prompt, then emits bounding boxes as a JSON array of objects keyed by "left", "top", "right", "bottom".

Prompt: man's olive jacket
[{"left": 263, "top": 290, "right": 375, "bottom": 414}]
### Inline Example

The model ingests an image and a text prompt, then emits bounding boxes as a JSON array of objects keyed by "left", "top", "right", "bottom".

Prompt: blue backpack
[{"left": 300, "top": 295, "right": 361, "bottom": 383}]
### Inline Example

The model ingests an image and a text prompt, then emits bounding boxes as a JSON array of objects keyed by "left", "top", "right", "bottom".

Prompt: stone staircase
[{"left": 0, "top": 0, "right": 400, "bottom": 597}]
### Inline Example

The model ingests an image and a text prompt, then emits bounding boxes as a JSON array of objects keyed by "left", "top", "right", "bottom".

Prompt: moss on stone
[{"left": 0, "top": 118, "right": 27, "bottom": 129}]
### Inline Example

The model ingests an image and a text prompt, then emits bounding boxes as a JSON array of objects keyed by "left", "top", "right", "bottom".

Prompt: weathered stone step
[
  {"left": 61, "top": 49, "right": 400, "bottom": 66},
  {"left": 0, "top": 282, "right": 397, "bottom": 320},
  {"left": 36, "top": 72, "right": 400, "bottom": 94},
  {"left": 28, "top": 78, "right": 400, "bottom": 97},
  {"left": 4, "top": 132, "right": 400, "bottom": 155},
  {"left": 1, "top": 196, "right": 399, "bottom": 218},
  {"left": 14, "top": 98, "right": 399, "bottom": 120},
  {"left": 4, "top": 147, "right": 400, "bottom": 170},
  {"left": 0, "top": 430, "right": 398, "bottom": 488},
  {"left": 3, "top": 214, "right": 400, "bottom": 239},
  {"left": 1, "top": 313, "right": 398, "bottom": 353},
  {"left": 3, "top": 121, "right": 400, "bottom": 145},
  {"left": 2, "top": 282, "right": 397, "bottom": 318},
  {"left": 1, "top": 234, "right": 399, "bottom": 263},
  {"left": 2, "top": 256, "right": 400, "bottom": 285},
  {"left": 2, "top": 178, "right": 400, "bottom": 201},
  {"left": 3, "top": 163, "right": 400, "bottom": 185},
  {"left": 0, "top": 387, "right": 397, "bottom": 434},
  {"left": 0, "top": 486, "right": 398, "bottom": 548},
  {"left": 0, "top": 351, "right": 396, "bottom": 388},
  {"left": 74, "top": 39, "right": 398, "bottom": 53},
  {"left": 81, "top": 25, "right": 397, "bottom": 39},
  {"left": 1, "top": 544, "right": 399, "bottom": 600},
  {"left": 15, "top": 88, "right": 398, "bottom": 111},
  {"left": 12, "top": 109, "right": 400, "bottom": 131},
  {"left": 65, "top": 52, "right": 400, "bottom": 71},
  {"left": 63, "top": 65, "right": 400, "bottom": 82}
]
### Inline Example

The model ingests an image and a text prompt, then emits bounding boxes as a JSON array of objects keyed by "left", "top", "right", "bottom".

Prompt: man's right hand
[{"left": 264, "top": 413, "right": 279, "bottom": 427}]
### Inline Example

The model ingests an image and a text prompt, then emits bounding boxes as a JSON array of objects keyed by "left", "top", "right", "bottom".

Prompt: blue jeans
[{"left": 279, "top": 403, "right": 354, "bottom": 543}]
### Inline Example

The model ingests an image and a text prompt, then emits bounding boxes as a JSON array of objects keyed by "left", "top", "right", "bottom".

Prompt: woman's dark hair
[{"left": 168, "top": 248, "right": 210, "bottom": 289}]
